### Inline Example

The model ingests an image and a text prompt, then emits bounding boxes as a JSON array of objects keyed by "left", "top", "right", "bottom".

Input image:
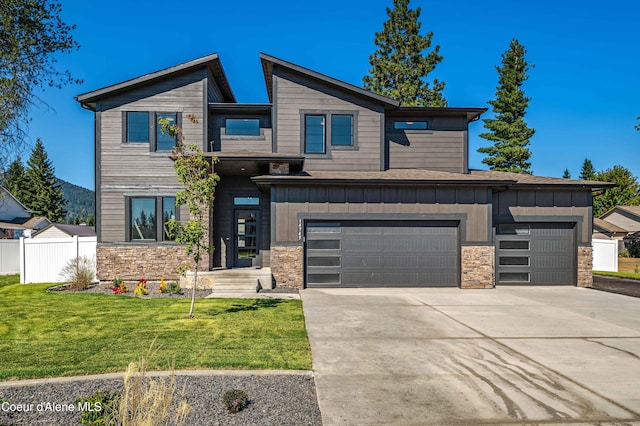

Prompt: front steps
[{"left": 180, "top": 267, "right": 273, "bottom": 294}]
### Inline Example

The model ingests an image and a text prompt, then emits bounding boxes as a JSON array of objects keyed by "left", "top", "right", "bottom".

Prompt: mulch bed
[
  {"left": 47, "top": 281, "right": 211, "bottom": 298},
  {"left": 592, "top": 275, "right": 640, "bottom": 298}
]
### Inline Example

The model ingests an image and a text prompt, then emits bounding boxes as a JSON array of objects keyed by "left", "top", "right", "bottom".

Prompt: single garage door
[
  {"left": 305, "top": 220, "right": 459, "bottom": 288},
  {"left": 495, "top": 222, "right": 575, "bottom": 285}
]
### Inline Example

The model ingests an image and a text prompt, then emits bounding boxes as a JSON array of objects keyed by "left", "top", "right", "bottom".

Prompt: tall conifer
[
  {"left": 363, "top": 0, "right": 446, "bottom": 106},
  {"left": 579, "top": 158, "right": 596, "bottom": 180},
  {"left": 478, "top": 39, "right": 535, "bottom": 173},
  {"left": 3, "top": 157, "right": 29, "bottom": 201},
  {"left": 24, "top": 139, "right": 66, "bottom": 222}
]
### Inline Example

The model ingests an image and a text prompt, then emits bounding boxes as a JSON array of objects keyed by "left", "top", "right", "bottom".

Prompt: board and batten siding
[
  {"left": 271, "top": 185, "right": 490, "bottom": 244},
  {"left": 97, "top": 69, "right": 208, "bottom": 242},
  {"left": 387, "top": 116, "right": 467, "bottom": 173},
  {"left": 273, "top": 69, "right": 384, "bottom": 171},
  {"left": 492, "top": 189, "right": 592, "bottom": 243}
]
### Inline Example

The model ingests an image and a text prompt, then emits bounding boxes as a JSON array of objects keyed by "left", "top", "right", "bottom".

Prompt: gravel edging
[{"left": 0, "top": 372, "right": 322, "bottom": 426}]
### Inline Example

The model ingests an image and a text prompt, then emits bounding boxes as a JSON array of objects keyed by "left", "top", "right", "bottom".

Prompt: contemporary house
[{"left": 76, "top": 52, "right": 611, "bottom": 289}]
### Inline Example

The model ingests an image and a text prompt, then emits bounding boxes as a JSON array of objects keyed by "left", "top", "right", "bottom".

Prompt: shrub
[
  {"left": 159, "top": 277, "right": 168, "bottom": 293},
  {"left": 111, "top": 279, "right": 129, "bottom": 295},
  {"left": 222, "top": 389, "right": 249, "bottom": 413},
  {"left": 133, "top": 278, "right": 148, "bottom": 297},
  {"left": 76, "top": 390, "right": 119, "bottom": 426},
  {"left": 168, "top": 281, "right": 183, "bottom": 295},
  {"left": 59, "top": 256, "right": 95, "bottom": 290},
  {"left": 628, "top": 239, "right": 640, "bottom": 258}
]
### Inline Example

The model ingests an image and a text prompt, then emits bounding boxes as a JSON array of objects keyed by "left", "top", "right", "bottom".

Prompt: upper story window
[
  {"left": 128, "top": 196, "right": 177, "bottom": 242},
  {"left": 225, "top": 118, "right": 260, "bottom": 136},
  {"left": 123, "top": 111, "right": 181, "bottom": 151},
  {"left": 126, "top": 112, "right": 150, "bottom": 143},
  {"left": 302, "top": 111, "right": 357, "bottom": 155},
  {"left": 393, "top": 120, "right": 428, "bottom": 130}
]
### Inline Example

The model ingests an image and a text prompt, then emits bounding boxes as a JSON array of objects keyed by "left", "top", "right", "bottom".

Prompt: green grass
[
  {"left": 593, "top": 271, "right": 640, "bottom": 280},
  {"left": 0, "top": 275, "right": 311, "bottom": 381}
]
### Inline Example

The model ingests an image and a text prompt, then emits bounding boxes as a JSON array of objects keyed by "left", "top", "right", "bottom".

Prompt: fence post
[{"left": 19, "top": 237, "right": 25, "bottom": 284}]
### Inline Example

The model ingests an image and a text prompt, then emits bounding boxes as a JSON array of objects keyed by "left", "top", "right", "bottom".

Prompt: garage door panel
[{"left": 306, "top": 221, "right": 459, "bottom": 288}]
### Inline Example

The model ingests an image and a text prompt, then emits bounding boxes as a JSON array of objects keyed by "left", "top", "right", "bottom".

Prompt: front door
[{"left": 234, "top": 209, "right": 259, "bottom": 267}]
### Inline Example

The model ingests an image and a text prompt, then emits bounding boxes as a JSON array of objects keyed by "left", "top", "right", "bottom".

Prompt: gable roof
[
  {"left": 33, "top": 223, "right": 96, "bottom": 238},
  {"left": 0, "top": 186, "right": 31, "bottom": 215},
  {"left": 593, "top": 218, "right": 628, "bottom": 234},
  {"left": 76, "top": 53, "right": 235, "bottom": 109},
  {"left": 600, "top": 205, "right": 640, "bottom": 220},
  {"left": 260, "top": 53, "right": 401, "bottom": 107}
]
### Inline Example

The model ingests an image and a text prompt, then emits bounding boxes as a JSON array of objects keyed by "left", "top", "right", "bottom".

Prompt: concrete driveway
[{"left": 301, "top": 286, "right": 640, "bottom": 425}]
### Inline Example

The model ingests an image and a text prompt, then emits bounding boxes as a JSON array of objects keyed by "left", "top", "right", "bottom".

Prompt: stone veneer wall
[
  {"left": 577, "top": 245, "right": 593, "bottom": 288},
  {"left": 97, "top": 243, "right": 193, "bottom": 282},
  {"left": 461, "top": 245, "right": 495, "bottom": 289},
  {"left": 270, "top": 245, "right": 304, "bottom": 289}
]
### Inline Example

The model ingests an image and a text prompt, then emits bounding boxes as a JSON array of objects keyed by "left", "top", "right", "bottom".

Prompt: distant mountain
[{"left": 58, "top": 179, "right": 95, "bottom": 223}]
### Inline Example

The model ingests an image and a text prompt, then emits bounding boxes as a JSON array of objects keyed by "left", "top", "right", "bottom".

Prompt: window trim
[
  {"left": 122, "top": 111, "right": 182, "bottom": 152},
  {"left": 300, "top": 110, "right": 358, "bottom": 156},
  {"left": 154, "top": 112, "right": 181, "bottom": 152},
  {"left": 126, "top": 195, "right": 179, "bottom": 242}
]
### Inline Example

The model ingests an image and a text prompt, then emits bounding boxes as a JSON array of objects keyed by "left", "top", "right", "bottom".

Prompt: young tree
[
  {"left": 477, "top": 39, "right": 535, "bottom": 173},
  {"left": 363, "top": 0, "right": 446, "bottom": 106},
  {"left": 0, "top": 0, "right": 81, "bottom": 167},
  {"left": 161, "top": 115, "right": 219, "bottom": 319},
  {"left": 579, "top": 158, "right": 596, "bottom": 180},
  {"left": 3, "top": 157, "right": 29, "bottom": 201},
  {"left": 562, "top": 168, "right": 571, "bottom": 179},
  {"left": 24, "top": 139, "right": 66, "bottom": 222},
  {"left": 593, "top": 165, "right": 640, "bottom": 217}
]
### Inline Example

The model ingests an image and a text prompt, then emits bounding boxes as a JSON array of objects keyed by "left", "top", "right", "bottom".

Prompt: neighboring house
[
  {"left": 32, "top": 223, "right": 96, "bottom": 239},
  {"left": 593, "top": 218, "right": 628, "bottom": 240},
  {"left": 0, "top": 187, "right": 51, "bottom": 238},
  {"left": 75, "top": 52, "right": 613, "bottom": 288},
  {"left": 599, "top": 206, "right": 640, "bottom": 234}
]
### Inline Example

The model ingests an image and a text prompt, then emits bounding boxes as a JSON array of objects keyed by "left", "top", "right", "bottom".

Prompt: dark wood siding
[
  {"left": 97, "top": 69, "right": 207, "bottom": 242},
  {"left": 387, "top": 116, "right": 467, "bottom": 173},
  {"left": 492, "top": 189, "right": 592, "bottom": 243},
  {"left": 273, "top": 69, "right": 384, "bottom": 171},
  {"left": 271, "top": 185, "right": 490, "bottom": 243}
]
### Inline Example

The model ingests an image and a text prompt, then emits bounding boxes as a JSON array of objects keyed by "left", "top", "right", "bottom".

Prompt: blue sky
[{"left": 19, "top": 0, "right": 640, "bottom": 190}]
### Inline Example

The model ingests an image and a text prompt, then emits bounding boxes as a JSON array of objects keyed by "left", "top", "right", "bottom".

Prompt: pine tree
[
  {"left": 3, "top": 157, "right": 29, "bottom": 201},
  {"left": 24, "top": 139, "right": 66, "bottom": 222},
  {"left": 478, "top": 39, "right": 535, "bottom": 173},
  {"left": 579, "top": 158, "right": 596, "bottom": 180},
  {"left": 363, "top": 0, "right": 446, "bottom": 106},
  {"left": 562, "top": 168, "right": 571, "bottom": 179}
]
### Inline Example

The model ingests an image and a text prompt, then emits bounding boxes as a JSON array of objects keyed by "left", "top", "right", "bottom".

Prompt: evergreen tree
[
  {"left": 24, "top": 139, "right": 66, "bottom": 222},
  {"left": 579, "top": 158, "right": 596, "bottom": 180},
  {"left": 562, "top": 168, "right": 571, "bottom": 179},
  {"left": 593, "top": 165, "right": 640, "bottom": 217},
  {"left": 477, "top": 39, "right": 535, "bottom": 173},
  {"left": 3, "top": 157, "right": 29, "bottom": 201},
  {"left": 363, "top": 0, "right": 446, "bottom": 106}
]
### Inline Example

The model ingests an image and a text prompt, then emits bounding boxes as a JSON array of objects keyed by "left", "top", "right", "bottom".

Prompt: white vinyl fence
[
  {"left": 0, "top": 240, "right": 20, "bottom": 274},
  {"left": 592, "top": 238, "right": 618, "bottom": 272},
  {"left": 20, "top": 236, "right": 97, "bottom": 284}
]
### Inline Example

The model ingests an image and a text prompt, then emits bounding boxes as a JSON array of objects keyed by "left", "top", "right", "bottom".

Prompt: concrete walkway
[{"left": 301, "top": 286, "right": 640, "bottom": 425}]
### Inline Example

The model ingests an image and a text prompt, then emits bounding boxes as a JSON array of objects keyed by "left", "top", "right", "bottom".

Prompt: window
[
  {"left": 225, "top": 119, "right": 260, "bottom": 136},
  {"left": 126, "top": 112, "right": 150, "bottom": 143},
  {"left": 156, "top": 113, "right": 178, "bottom": 151},
  {"left": 394, "top": 121, "right": 428, "bottom": 130},
  {"left": 129, "top": 196, "right": 177, "bottom": 242},
  {"left": 234, "top": 196, "right": 260, "bottom": 206},
  {"left": 331, "top": 115, "right": 353, "bottom": 146},
  {"left": 305, "top": 115, "right": 326, "bottom": 153}
]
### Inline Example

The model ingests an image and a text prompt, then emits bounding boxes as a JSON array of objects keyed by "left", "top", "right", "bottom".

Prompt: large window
[
  {"left": 303, "top": 112, "right": 356, "bottom": 154},
  {"left": 305, "top": 115, "right": 326, "bottom": 154},
  {"left": 129, "top": 196, "right": 177, "bottom": 242},
  {"left": 124, "top": 111, "right": 180, "bottom": 151},
  {"left": 126, "top": 112, "right": 150, "bottom": 143},
  {"left": 393, "top": 120, "right": 428, "bottom": 130},
  {"left": 225, "top": 118, "right": 260, "bottom": 136}
]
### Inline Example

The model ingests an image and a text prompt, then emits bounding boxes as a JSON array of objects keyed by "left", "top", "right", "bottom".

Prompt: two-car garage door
[{"left": 305, "top": 221, "right": 459, "bottom": 288}]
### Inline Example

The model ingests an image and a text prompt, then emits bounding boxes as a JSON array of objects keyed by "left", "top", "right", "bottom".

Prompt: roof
[
  {"left": 33, "top": 223, "right": 96, "bottom": 237},
  {"left": 260, "top": 53, "right": 401, "bottom": 107},
  {"left": 0, "top": 186, "right": 31, "bottom": 214},
  {"left": 76, "top": 53, "right": 235, "bottom": 109},
  {"left": 593, "top": 218, "right": 628, "bottom": 234},
  {"left": 390, "top": 106, "right": 488, "bottom": 122},
  {"left": 601, "top": 205, "right": 640, "bottom": 219},
  {"left": 0, "top": 216, "right": 50, "bottom": 230},
  {"left": 252, "top": 169, "right": 617, "bottom": 190}
]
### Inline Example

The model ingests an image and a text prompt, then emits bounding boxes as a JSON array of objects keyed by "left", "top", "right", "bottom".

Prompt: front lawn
[
  {"left": 0, "top": 275, "right": 311, "bottom": 381},
  {"left": 593, "top": 271, "right": 640, "bottom": 281}
]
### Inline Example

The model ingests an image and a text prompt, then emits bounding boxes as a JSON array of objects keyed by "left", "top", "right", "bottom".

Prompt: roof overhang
[
  {"left": 390, "top": 107, "right": 488, "bottom": 122},
  {"left": 76, "top": 53, "right": 235, "bottom": 110}
]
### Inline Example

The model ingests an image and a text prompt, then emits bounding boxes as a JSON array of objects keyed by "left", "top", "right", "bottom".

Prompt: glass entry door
[{"left": 234, "top": 209, "right": 259, "bottom": 267}]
